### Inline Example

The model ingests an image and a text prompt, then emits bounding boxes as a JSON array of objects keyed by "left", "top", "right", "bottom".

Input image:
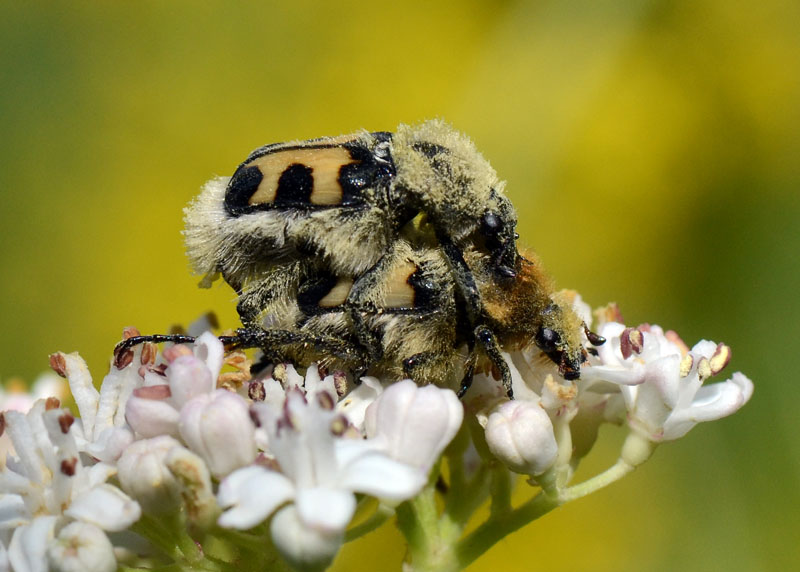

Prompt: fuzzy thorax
[{"left": 481, "top": 252, "right": 583, "bottom": 370}]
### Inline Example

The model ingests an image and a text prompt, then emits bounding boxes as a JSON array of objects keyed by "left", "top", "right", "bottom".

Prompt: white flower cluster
[{"left": 0, "top": 299, "right": 753, "bottom": 572}]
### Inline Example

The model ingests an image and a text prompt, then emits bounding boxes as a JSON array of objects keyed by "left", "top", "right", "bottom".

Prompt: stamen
[
  {"left": 330, "top": 415, "right": 348, "bottom": 436},
  {"left": 49, "top": 353, "right": 67, "bottom": 377},
  {"left": 620, "top": 328, "right": 644, "bottom": 359},
  {"left": 316, "top": 392, "right": 336, "bottom": 411},
  {"left": 115, "top": 348, "right": 134, "bottom": 369},
  {"left": 248, "top": 379, "right": 266, "bottom": 402},
  {"left": 709, "top": 344, "right": 731, "bottom": 375},
  {"left": 332, "top": 371, "right": 348, "bottom": 397},
  {"left": 58, "top": 412, "right": 75, "bottom": 434},
  {"left": 680, "top": 354, "right": 694, "bottom": 377},
  {"left": 140, "top": 342, "right": 157, "bottom": 366},
  {"left": 697, "top": 357, "right": 712, "bottom": 380},
  {"left": 122, "top": 326, "right": 141, "bottom": 340},
  {"left": 60, "top": 457, "right": 78, "bottom": 476}
]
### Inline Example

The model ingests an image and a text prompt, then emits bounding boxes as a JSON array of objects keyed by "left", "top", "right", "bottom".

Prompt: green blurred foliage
[{"left": 1, "top": 0, "right": 798, "bottom": 570}]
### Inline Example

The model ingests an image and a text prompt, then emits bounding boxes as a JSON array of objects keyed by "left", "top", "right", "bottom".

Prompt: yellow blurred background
[{"left": 1, "top": 0, "right": 798, "bottom": 570}]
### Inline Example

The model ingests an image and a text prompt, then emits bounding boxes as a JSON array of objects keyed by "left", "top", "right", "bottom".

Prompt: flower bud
[
  {"left": 167, "top": 355, "right": 215, "bottom": 408},
  {"left": 47, "top": 522, "right": 116, "bottom": 572},
  {"left": 165, "top": 446, "right": 218, "bottom": 531},
  {"left": 125, "top": 392, "right": 180, "bottom": 438},
  {"left": 484, "top": 400, "right": 557, "bottom": 475},
  {"left": 179, "top": 389, "right": 256, "bottom": 478},
  {"left": 117, "top": 436, "right": 184, "bottom": 514},
  {"left": 365, "top": 380, "right": 463, "bottom": 474}
]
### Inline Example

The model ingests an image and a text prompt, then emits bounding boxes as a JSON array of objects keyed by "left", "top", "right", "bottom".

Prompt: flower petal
[
  {"left": 58, "top": 353, "right": 99, "bottom": 438},
  {"left": 93, "top": 366, "right": 140, "bottom": 439},
  {"left": 125, "top": 394, "right": 180, "bottom": 438},
  {"left": 167, "top": 356, "right": 215, "bottom": 408},
  {"left": 662, "top": 373, "right": 754, "bottom": 440},
  {"left": 193, "top": 332, "right": 225, "bottom": 383},
  {"left": 337, "top": 376, "right": 383, "bottom": 430},
  {"left": 294, "top": 487, "right": 355, "bottom": 533},
  {"left": 64, "top": 484, "right": 141, "bottom": 532},
  {"left": 217, "top": 466, "right": 295, "bottom": 530},
  {"left": 7, "top": 516, "right": 58, "bottom": 572},
  {"left": 336, "top": 449, "right": 426, "bottom": 501},
  {"left": 270, "top": 506, "right": 343, "bottom": 572},
  {"left": 83, "top": 427, "right": 134, "bottom": 464},
  {"left": 0, "top": 494, "right": 28, "bottom": 529},
  {"left": 3, "top": 411, "right": 45, "bottom": 484}
]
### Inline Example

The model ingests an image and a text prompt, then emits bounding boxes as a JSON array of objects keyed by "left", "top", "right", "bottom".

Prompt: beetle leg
[
  {"left": 437, "top": 235, "right": 513, "bottom": 399},
  {"left": 474, "top": 325, "right": 513, "bottom": 399},
  {"left": 219, "top": 328, "right": 367, "bottom": 363},
  {"left": 113, "top": 334, "right": 197, "bottom": 367}
]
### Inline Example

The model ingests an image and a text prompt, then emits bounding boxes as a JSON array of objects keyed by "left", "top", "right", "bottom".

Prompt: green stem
[
  {"left": 210, "top": 526, "right": 293, "bottom": 571},
  {"left": 397, "top": 482, "right": 460, "bottom": 572},
  {"left": 344, "top": 503, "right": 394, "bottom": 541},
  {"left": 456, "top": 432, "right": 655, "bottom": 567},
  {"left": 212, "top": 527, "right": 268, "bottom": 553},
  {"left": 488, "top": 464, "right": 512, "bottom": 519},
  {"left": 444, "top": 463, "right": 490, "bottom": 526},
  {"left": 444, "top": 422, "right": 470, "bottom": 496},
  {"left": 563, "top": 432, "right": 655, "bottom": 502},
  {"left": 563, "top": 459, "right": 634, "bottom": 502},
  {"left": 131, "top": 513, "right": 195, "bottom": 563},
  {"left": 456, "top": 492, "right": 558, "bottom": 568}
]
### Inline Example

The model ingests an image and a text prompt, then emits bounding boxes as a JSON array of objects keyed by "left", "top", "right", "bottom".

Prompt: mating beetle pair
[{"left": 117, "top": 121, "right": 601, "bottom": 397}]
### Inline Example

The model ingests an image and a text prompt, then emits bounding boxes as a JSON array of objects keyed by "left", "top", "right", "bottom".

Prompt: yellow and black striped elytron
[
  {"left": 184, "top": 120, "right": 519, "bottom": 290},
  {"left": 116, "top": 121, "right": 598, "bottom": 397}
]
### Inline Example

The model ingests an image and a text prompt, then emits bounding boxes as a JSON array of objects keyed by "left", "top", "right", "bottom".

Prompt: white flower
[
  {"left": 0, "top": 402, "right": 140, "bottom": 572},
  {"left": 364, "top": 379, "right": 463, "bottom": 474},
  {"left": 584, "top": 323, "right": 753, "bottom": 442},
  {"left": 119, "top": 333, "right": 258, "bottom": 479},
  {"left": 217, "top": 390, "right": 426, "bottom": 565},
  {"left": 124, "top": 333, "right": 224, "bottom": 439},
  {"left": 483, "top": 400, "right": 557, "bottom": 475}
]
